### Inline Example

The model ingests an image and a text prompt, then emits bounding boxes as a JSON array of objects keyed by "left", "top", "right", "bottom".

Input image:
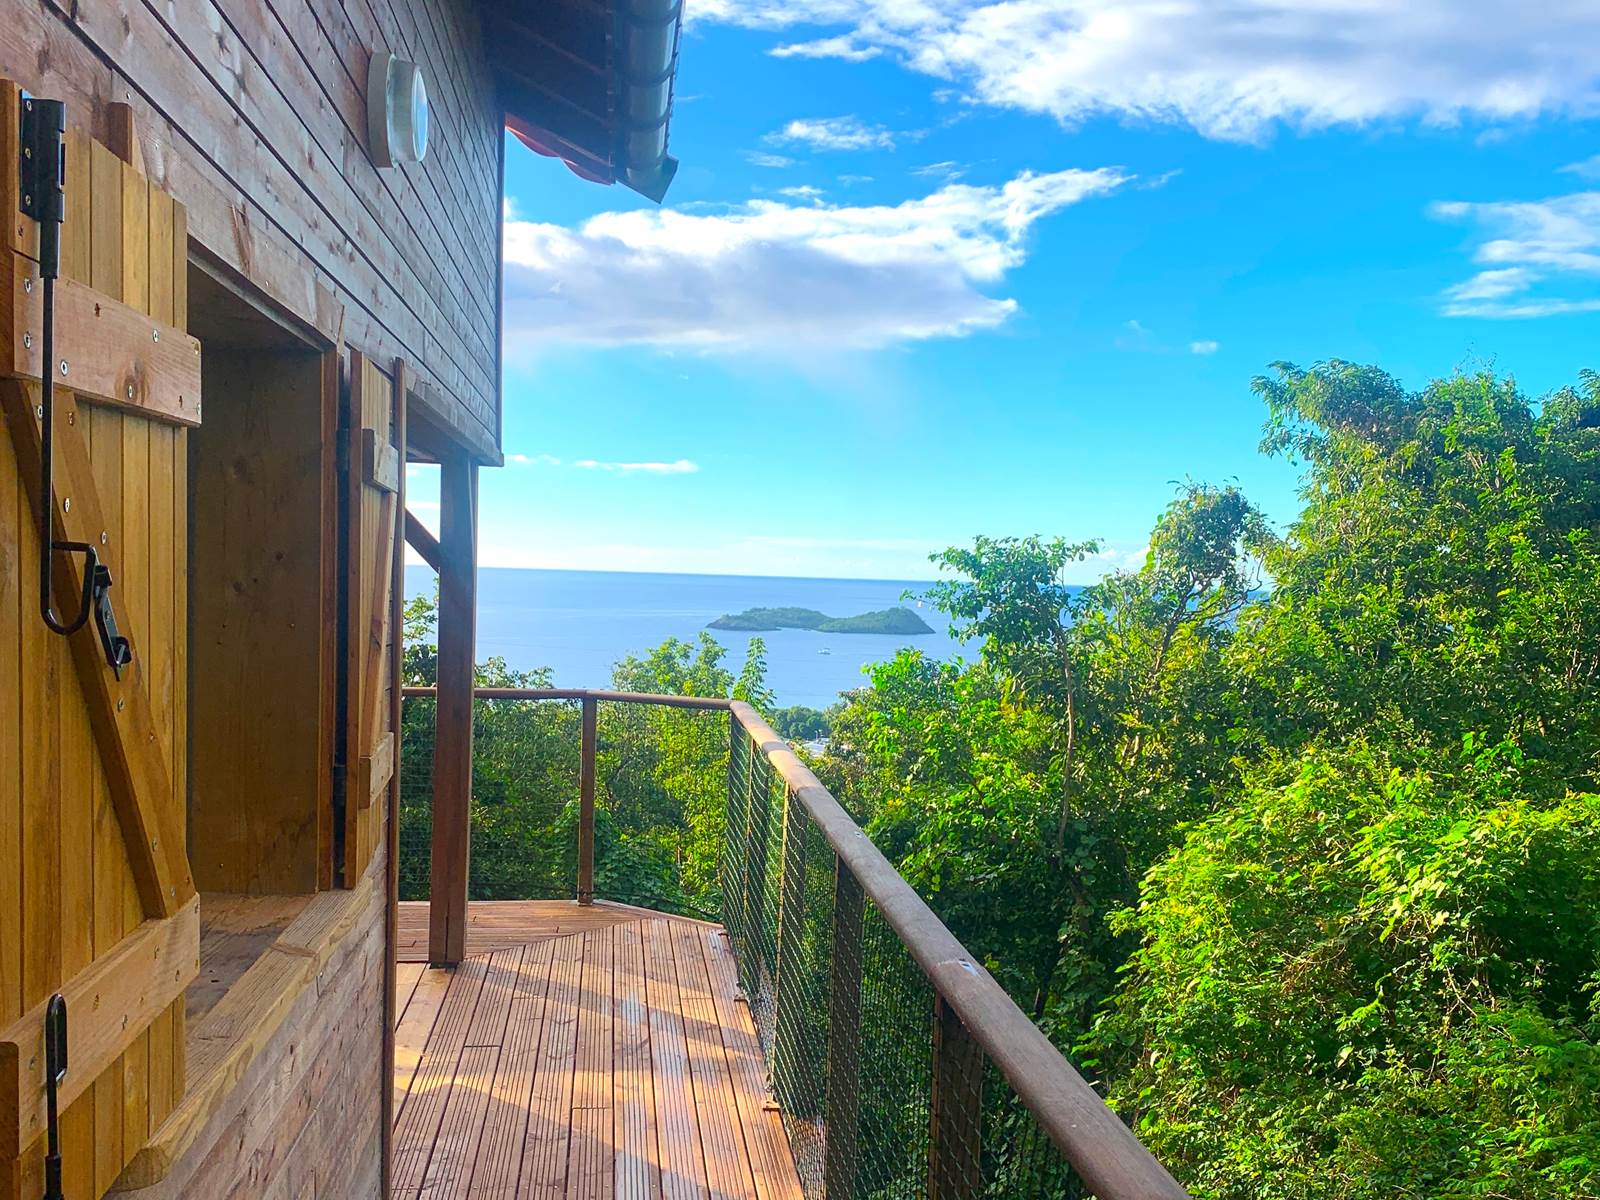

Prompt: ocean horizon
[{"left": 406, "top": 565, "right": 971, "bottom": 709}]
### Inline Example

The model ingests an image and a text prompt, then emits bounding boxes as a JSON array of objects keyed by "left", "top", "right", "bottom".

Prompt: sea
[{"left": 405, "top": 566, "right": 970, "bottom": 709}]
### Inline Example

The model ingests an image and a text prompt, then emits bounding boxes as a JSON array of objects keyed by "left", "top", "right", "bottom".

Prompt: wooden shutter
[
  {"left": 341, "top": 352, "right": 403, "bottom": 886},
  {"left": 0, "top": 83, "right": 199, "bottom": 1198}
]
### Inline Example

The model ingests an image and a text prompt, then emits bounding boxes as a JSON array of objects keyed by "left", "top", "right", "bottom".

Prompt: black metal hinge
[{"left": 42, "top": 994, "right": 67, "bottom": 1200}]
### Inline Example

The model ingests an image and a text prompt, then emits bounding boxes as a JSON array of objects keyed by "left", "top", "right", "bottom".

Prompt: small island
[{"left": 708, "top": 605, "right": 933, "bottom": 635}]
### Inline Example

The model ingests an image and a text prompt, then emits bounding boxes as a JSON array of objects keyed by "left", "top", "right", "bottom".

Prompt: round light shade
[{"left": 367, "top": 50, "right": 429, "bottom": 168}]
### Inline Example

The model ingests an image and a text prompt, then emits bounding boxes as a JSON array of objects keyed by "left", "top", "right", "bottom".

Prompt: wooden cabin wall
[
  {"left": 0, "top": 0, "right": 504, "bottom": 464},
  {"left": 111, "top": 860, "right": 388, "bottom": 1200},
  {"left": 0, "top": 129, "right": 189, "bottom": 1199}
]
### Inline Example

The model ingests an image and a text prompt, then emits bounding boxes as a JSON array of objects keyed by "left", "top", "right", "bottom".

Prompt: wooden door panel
[
  {"left": 0, "top": 83, "right": 193, "bottom": 1196},
  {"left": 342, "top": 352, "right": 402, "bottom": 886}
]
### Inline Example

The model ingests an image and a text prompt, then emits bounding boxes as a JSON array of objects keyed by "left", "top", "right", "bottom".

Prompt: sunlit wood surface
[
  {"left": 392, "top": 905, "right": 805, "bottom": 1198},
  {"left": 397, "top": 898, "right": 708, "bottom": 963}
]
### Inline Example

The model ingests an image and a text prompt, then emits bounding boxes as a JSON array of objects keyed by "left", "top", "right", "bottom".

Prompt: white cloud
[
  {"left": 746, "top": 151, "right": 795, "bottom": 168},
  {"left": 694, "top": 1, "right": 1600, "bottom": 141},
  {"left": 502, "top": 452, "right": 696, "bottom": 474},
  {"left": 770, "top": 34, "right": 881, "bottom": 62},
  {"left": 1432, "top": 190, "right": 1600, "bottom": 317},
  {"left": 1560, "top": 154, "right": 1600, "bottom": 180},
  {"left": 913, "top": 160, "right": 967, "bottom": 182},
  {"left": 1189, "top": 339, "right": 1219, "bottom": 355},
  {"left": 501, "top": 167, "right": 1137, "bottom": 352},
  {"left": 770, "top": 116, "right": 896, "bottom": 152},
  {"left": 776, "top": 184, "right": 827, "bottom": 202},
  {"left": 572, "top": 459, "right": 700, "bottom": 475}
]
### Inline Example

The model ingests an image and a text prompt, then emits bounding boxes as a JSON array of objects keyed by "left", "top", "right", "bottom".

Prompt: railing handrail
[
  {"left": 401, "top": 685, "right": 733, "bottom": 711},
  {"left": 728, "top": 701, "right": 1188, "bottom": 1200},
  {"left": 399, "top": 684, "right": 1186, "bottom": 1198}
]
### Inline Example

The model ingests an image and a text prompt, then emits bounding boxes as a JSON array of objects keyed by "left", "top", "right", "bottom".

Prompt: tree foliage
[
  {"left": 397, "top": 360, "right": 1600, "bottom": 1196},
  {"left": 814, "top": 362, "right": 1600, "bottom": 1196}
]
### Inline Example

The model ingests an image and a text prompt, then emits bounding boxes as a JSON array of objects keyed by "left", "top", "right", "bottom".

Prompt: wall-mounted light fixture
[{"left": 367, "top": 50, "right": 429, "bottom": 168}]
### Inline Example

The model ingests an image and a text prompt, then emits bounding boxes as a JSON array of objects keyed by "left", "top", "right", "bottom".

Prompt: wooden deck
[
  {"left": 396, "top": 898, "right": 706, "bottom": 963},
  {"left": 392, "top": 903, "right": 805, "bottom": 1199}
]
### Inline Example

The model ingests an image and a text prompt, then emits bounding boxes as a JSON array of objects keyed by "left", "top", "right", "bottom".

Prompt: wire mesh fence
[
  {"left": 723, "top": 718, "right": 1107, "bottom": 1200},
  {"left": 397, "top": 693, "right": 435, "bottom": 900},
  {"left": 398, "top": 691, "right": 727, "bottom": 913},
  {"left": 398, "top": 690, "right": 1179, "bottom": 1199}
]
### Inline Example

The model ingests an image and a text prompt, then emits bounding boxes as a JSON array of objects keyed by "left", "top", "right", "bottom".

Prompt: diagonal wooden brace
[{"left": 0, "top": 379, "right": 195, "bottom": 918}]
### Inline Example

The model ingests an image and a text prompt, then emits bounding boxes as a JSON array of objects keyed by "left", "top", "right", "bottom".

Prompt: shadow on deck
[{"left": 392, "top": 900, "right": 804, "bottom": 1199}]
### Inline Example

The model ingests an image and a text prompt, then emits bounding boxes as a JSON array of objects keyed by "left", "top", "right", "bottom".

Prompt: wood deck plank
[
  {"left": 614, "top": 922, "right": 663, "bottom": 1200},
  {"left": 391, "top": 903, "right": 803, "bottom": 1200},
  {"left": 421, "top": 1043, "right": 502, "bottom": 1199},
  {"left": 569, "top": 927, "right": 615, "bottom": 1200},
  {"left": 643, "top": 921, "right": 710, "bottom": 1200},
  {"left": 394, "top": 955, "right": 491, "bottom": 1193},
  {"left": 398, "top": 962, "right": 427, "bottom": 1021},
  {"left": 395, "top": 968, "right": 453, "bottom": 1119},
  {"left": 470, "top": 941, "right": 557, "bottom": 1199},
  {"left": 466, "top": 946, "right": 527, "bottom": 1048},
  {"left": 517, "top": 925, "right": 583, "bottom": 1198},
  {"left": 703, "top": 928, "right": 807, "bottom": 1200},
  {"left": 670, "top": 922, "right": 760, "bottom": 1200},
  {"left": 397, "top": 900, "right": 711, "bottom": 963}
]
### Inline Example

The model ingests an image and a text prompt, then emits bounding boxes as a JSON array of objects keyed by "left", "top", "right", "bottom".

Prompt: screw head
[
  {"left": 23, "top": 277, "right": 32, "bottom": 293},
  {"left": 127, "top": 384, "right": 135, "bottom": 400},
  {"left": 152, "top": 329, "right": 160, "bottom": 343},
  {"left": 59, "top": 359, "right": 68, "bottom": 376},
  {"left": 62, "top": 497, "right": 70, "bottom": 513},
  {"left": 100, "top": 531, "right": 108, "bottom": 545},
  {"left": 34, "top": 405, "right": 43, "bottom": 419},
  {"left": 22, "top": 333, "right": 31, "bottom": 348},
  {"left": 117, "top": 699, "right": 125, "bottom": 712}
]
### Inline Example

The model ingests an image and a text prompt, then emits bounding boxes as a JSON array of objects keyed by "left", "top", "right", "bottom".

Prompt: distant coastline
[{"left": 708, "top": 605, "right": 933, "bottom": 635}]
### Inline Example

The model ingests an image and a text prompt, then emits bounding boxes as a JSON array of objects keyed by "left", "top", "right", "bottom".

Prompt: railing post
[
  {"left": 772, "top": 784, "right": 807, "bottom": 1113},
  {"left": 824, "top": 858, "right": 864, "bottom": 1200},
  {"left": 577, "top": 695, "right": 597, "bottom": 905},
  {"left": 928, "top": 995, "right": 984, "bottom": 1200}
]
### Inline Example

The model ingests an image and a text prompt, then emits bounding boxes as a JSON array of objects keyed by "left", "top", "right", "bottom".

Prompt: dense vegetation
[
  {"left": 709, "top": 604, "right": 933, "bottom": 633},
  {"left": 400, "top": 361, "right": 1600, "bottom": 1198}
]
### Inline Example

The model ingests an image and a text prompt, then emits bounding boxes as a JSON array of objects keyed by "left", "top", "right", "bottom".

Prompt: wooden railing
[{"left": 400, "top": 685, "right": 1187, "bottom": 1200}]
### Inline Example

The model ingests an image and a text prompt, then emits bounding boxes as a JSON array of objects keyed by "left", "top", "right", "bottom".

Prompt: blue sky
[{"left": 411, "top": 2, "right": 1600, "bottom": 582}]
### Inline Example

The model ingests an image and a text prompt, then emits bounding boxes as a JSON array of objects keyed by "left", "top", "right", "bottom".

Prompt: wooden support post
[
  {"left": 773, "top": 786, "right": 808, "bottom": 1113},
  {"left": 427, "top": 453, "right": 476, "bottom": 965},
  {"left": 577, "top": 695, "right": 597, "bottom": 905},
  {"left": 824, "top": 859, "right": 865, "bottom": 1200},
  {"left": 929, "top": 995, "right": 984, "bottom": 1200}
]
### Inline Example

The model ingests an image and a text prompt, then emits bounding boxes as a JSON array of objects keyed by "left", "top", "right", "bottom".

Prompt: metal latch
[
  {"left": 42, "top": 994, "right": 67, "bottom": 1200},
  {"left": 19, "top": 94, "right": 136, "bottom": 675},
  {"left": 91, "top": 557, "right": 132, "bottom": 677}
]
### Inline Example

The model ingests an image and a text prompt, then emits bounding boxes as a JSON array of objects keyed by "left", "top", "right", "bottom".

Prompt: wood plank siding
[{"left": 0, "top": 0, "right": 505, "bottom": 463}]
